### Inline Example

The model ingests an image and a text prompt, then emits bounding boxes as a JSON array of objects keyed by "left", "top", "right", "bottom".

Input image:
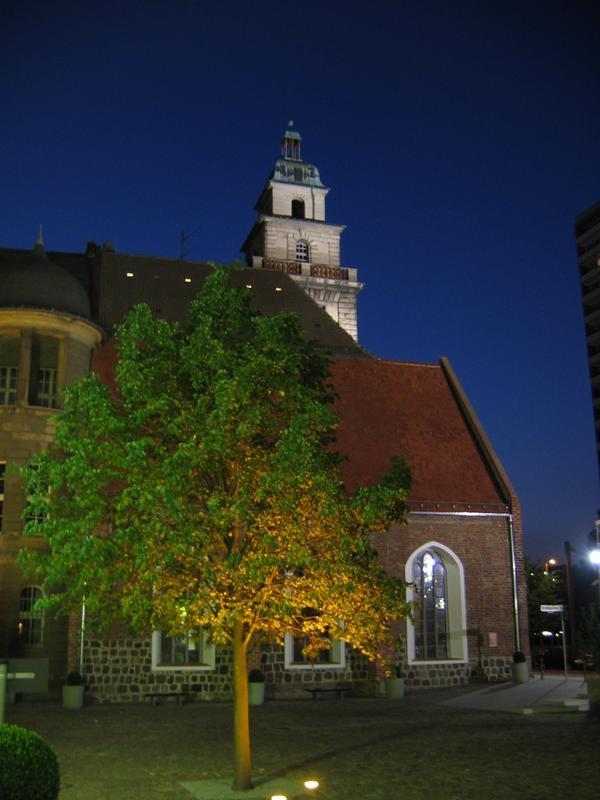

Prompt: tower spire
[{"left": 33, "top": 224, "right": 46, "bottom": 256}]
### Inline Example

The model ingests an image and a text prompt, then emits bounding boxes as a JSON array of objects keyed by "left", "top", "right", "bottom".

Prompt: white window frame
[
  {"left": 295, "top": 239, "right": 310, "bottom": 263},
  {"left": 0, "top": 366, "right": 17, "bottom": 405},
  {"left": 151, "top": 630, "right": 215, "bottom": 672},
  {"left": 284, "top": 631, "right": 345, "bottom": 670},
  {"left": 0, "top": 461, "right": 5, "bottom": 533},
  {"left": 405, "top": 541, "right": 468, "bottom": 665},
  {"left": 34, "top": 367, "right": 58, "bottom": 408}
]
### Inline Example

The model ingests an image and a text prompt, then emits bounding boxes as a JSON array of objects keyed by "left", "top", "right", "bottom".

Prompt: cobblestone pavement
[{"left": 4, "top": 683, "right": 599, "bottom": 800}]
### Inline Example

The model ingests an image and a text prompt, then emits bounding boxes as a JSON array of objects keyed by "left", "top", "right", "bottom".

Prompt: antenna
[{"left": 179, "top": 229, "right": 192, "bottom": 260}]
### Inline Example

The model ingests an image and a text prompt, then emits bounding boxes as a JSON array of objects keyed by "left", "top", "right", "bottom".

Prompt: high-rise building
[{"left": 575, "top": 202, "right": 600, "bottom": 475}]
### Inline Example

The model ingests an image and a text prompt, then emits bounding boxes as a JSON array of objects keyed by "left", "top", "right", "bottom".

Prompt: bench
[
  {"left": 304, "top": 684, "right": 352, "bottom": 701},
  {"left": 145, "top": 691, "right": 194, "bottom": 707}
]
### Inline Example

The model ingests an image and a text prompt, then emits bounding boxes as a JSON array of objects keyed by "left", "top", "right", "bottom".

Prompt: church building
[{"left": 0, "top": 126, "right": 528, "bottom": 701}]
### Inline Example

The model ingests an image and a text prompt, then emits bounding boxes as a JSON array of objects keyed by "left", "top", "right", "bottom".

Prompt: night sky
[{"left": 2, "top": 1, "right": 599, "bottom": 562}]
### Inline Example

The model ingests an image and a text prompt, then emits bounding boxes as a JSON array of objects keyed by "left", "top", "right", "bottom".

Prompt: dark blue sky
[{"left": 2, "top": 1, "right": 599, "bottom": 561}]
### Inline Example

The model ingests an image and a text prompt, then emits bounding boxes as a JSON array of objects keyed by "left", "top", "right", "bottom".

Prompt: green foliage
[
  {"left": 512, "top": 650, "right": 526, "bottom": 663},
  {"left": 524, "top": 557, "right": 564, "bottom": 642},
  {"left": 65, "top": 671, "right": 84, "bottom": 686},
  {"left": 248, "top": 669, "right": 265, "bottom": 683},
  {"left": 576, "top": 603, "right": 600, "bottom": 670},
  {"left": 20, "top": 263, "right": 411, "bottom": 662},
  {"left": 0, "top": 724, "right": 60, "bottom": 800}
]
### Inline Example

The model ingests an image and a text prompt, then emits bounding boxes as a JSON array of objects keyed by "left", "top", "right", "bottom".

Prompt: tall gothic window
[
  {"left": 295, "top": 240, "right": 310, "bottom": 263},
  {"left": 413, "top": 550, "right": 448, "bottom": 659}
]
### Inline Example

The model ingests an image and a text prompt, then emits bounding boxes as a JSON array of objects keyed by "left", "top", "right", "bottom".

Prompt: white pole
[
  {"left": 79, "top": 592, "right": 86, "bottom": 676},
  {"left": 0, "top": 663, "right": 6, "bottom": 725},
  {"left": 560, "top": 607, "right": 568, "bottom": 679}
]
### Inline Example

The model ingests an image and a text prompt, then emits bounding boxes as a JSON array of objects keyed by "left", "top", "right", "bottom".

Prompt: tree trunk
[{"left": 232, "top": 619, "right": 252, "bottom": 790}]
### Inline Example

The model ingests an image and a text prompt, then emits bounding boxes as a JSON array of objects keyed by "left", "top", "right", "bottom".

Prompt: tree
[
  {"left": 525, "top": 557, "right": 565, "bottom": 652},
  {"left": 21, "top": 265, "right": 411, "bottom": 791}
]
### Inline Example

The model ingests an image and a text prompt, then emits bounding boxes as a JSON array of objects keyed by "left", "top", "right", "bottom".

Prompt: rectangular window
[
  {"left": 33, "top": 368, "right": 57, "bottom": 408},
  {"left": 151, "top": 630, "right": 215, "bottom": 671},
  {"left": 0, "top": 367, "right": 17, "bottom": 405},
  {"left": 29, "top": 336, "right": 59, "bottom": 408},
  {"left": 0, "top": 336, "right": 19, "bottom": 405},
  {"left": 285, "top": 632, "right": 345, "bottom": 670},
  {"left": 0, "top": 461, "right": 5, "bottom": 533}
]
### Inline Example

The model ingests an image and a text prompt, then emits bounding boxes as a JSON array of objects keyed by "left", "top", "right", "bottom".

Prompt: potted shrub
[
  {"left": 248, "top": 669, "right": 265, "bottom": 705},
  {"left": 383, "top": 635, "right": 405, "bottom": 699},
  {"left": 62, "top": 671, "right": 85, "bottom": 710},
  {"left": 510, "top": 651, "right": 529, "bottom": 684}
]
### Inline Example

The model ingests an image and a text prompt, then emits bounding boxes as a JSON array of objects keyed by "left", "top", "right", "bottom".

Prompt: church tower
[{"left": 241, "top": 124, "right": 363, "bottom": 340}]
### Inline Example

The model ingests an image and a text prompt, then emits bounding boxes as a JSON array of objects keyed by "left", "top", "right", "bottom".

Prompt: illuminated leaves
[{"left": 20, "top": 264, "right": 411, "bottom": 661}]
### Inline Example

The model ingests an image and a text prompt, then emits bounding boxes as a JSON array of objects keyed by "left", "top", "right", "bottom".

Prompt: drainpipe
[
  {"left": 507, "top": 514, "right": 521, "bottom": 652},
  {"left": 411, "top": 510, "right": 522, "bottom": 653}
]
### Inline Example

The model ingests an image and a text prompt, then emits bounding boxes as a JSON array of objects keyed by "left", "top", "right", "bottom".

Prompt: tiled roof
[
  {"left": 330, "top": 357, "right": 507, "bottom": 507},
  {"left": 95, "top": 253, "right": 366, "bottom": 357}
]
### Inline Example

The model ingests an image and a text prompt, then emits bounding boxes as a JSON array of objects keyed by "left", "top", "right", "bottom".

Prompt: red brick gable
[{"left": 331, "top": 357, "right": 506, "bottom": 507}]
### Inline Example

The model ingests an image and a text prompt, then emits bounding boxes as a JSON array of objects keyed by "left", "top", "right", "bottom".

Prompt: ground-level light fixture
[
  {"left": 270, "top": 795, "right": 287, "bottom": 800},
  {"left": 304, "top": 779, "right": 320, "bottom": 790}
]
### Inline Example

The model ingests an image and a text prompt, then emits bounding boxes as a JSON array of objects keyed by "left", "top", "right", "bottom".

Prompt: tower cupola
[{"left": 281, "top": 123, "right": 302, "bottom": 160}]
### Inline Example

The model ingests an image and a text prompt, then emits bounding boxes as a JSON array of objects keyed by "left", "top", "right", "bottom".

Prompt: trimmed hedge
[{"left": 0, "top": 724, "right": 60, "bottom": 800}]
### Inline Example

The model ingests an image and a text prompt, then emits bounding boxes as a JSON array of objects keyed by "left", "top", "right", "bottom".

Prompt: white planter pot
[
  {"left": 511, "top": 661, "right": 529, "bottom": 684},
  {"left": 385, "top": 677, "right": 404, "bottom": 699},
  {"left": 62, "top": 685, "right": 85, "bottom": 710},
  {"left": 248, "top": 682, "right": 265, "bottom": 705}
]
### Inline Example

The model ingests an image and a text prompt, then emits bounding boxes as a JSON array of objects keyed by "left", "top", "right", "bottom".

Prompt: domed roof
[{"left": 0, "top": 234, "right": 91, "bottom": 319}]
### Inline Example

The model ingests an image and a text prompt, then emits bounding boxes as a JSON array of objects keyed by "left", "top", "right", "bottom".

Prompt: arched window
[
  {"left": 19, "top": 586, "right": 44, "bottom": 646},
  {"left": 295, "top": 240, "right": 310, "bottom": 263},
  {"left": 291, "top": 199, "right": 305, "bottom": 220},
  {"left": 406, "top": 542, "right": 467, "bottom": 663},
  {"left": 413, "top": 550, "right": 448, "bottom": 659}
]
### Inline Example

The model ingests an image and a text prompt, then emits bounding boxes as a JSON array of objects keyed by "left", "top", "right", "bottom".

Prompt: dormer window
[
  {"left": 291, "top": 199, "right": 305, "bottom": 220},
  {"left": 295, "top": 240, "right": 310, "bottom": 263}
]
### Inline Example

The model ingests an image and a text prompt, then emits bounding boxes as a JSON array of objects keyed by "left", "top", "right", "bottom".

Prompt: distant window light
[
  {"left": 275, "top": 287, "right": 283, "bottom": 292},
  {"left": 184, "top": 277, "right": 192, "bottom": 283},
  {"left": 126, "top": 272, "right": 134, "bottom": 278},
  {"left": 245, "top": 284, "right": 253, "bottom": 289}
]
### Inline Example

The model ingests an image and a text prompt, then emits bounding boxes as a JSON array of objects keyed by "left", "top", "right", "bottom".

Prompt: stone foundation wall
[
  {"left": 83, "top": 636, "right": 508, "bottom": 703},
  {"left": 83, "top": 638, "right": 233, "bottom": 703}
]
